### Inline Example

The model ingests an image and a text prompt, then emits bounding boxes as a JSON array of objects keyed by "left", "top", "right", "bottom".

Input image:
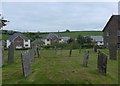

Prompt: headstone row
[{"left": 97, "top": 50, "right": 108, "bottom": 75}]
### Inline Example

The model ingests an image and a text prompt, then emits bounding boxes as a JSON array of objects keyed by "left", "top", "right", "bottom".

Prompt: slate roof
[
  {"left": 44, "top": 33, "right": 60, "bottom": 40},
  {"left": 90, "top": 36, "right": 103, "bottom": 42},
  {"left": 8, "top": 33, "right": 29, "bottom": 41},
  {"left": 103, "top": 15, "right": 120, "bottom": 31},
  {"left": 61, "top": 36, "right": 70, "bottom": 42}
]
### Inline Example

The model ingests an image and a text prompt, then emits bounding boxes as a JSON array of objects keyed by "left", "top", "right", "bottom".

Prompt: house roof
[
  {"left": 8, "top": 33, "right": 29, "bottom": 41},
  {"left": 44, "top": 33, "right": 60, "bottom": 40},
  {"left": 90, "top": 36, "right": 103, "bottom": 42},
  {"left": 61, "top": 36, "right": 70, "bottom": 41},
  {"left": 103, "top": 15, "right": 120, "bottom": 32}
]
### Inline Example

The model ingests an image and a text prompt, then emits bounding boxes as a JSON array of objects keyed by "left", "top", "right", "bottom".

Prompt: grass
[{"left": 2, "top": 48, "right": 118, "bottom": 84}]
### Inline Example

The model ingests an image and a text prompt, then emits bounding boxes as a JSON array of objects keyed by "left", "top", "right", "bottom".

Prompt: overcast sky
[{"left": 1, "top": 2, "right": 118, "bottom": 32}]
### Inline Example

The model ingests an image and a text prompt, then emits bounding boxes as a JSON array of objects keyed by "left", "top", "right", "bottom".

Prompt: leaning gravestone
[
  {"left": 21, "top": 51, "right": 32, "bottom": 77},
  {"left": 8, "top": 42, "right": 14, "bottom": 64},
  {"left": 83, "top": 50, "right": 89, "bottom": 67}
]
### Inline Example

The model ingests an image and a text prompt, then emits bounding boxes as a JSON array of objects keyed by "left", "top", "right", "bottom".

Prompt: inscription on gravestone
[
  {"left": 21, "top": 51, "right": 32, "bottom": 77},
  {"left": 8, "top": 42, "right": 14, "bottom": 64},
  {"left": 83, "top": 50, "right": 89, "bottom": 67}
]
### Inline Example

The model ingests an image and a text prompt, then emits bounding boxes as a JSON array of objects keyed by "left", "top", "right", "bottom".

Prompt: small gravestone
[
  {"left": 83, "top": 50, "right": 89, "bottom": 67},
  {"left": 101, "top": 53, "right": 107, "bottom": 75},
  {"left": 93, "top": 45, "right": 97, "bottom": 52},
  {"left": 21, "top": 51, "right": 32, "bottom": 77},
  {"left": 69, "top": 46, "right": 72, "bottom": 57},
  {"left": 36, "top": 46, "right": 40, "bottom": 58},
  {"left": 8, "top": 42, "right": 14, "bottom": 64},
  {"left": 97, "top": 50, "right": 102, "bottom": 69}
]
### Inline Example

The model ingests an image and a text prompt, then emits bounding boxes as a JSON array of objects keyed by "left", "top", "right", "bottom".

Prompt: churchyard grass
[{"left": 2, "top": 48, "right": 118, "bottom": 84}]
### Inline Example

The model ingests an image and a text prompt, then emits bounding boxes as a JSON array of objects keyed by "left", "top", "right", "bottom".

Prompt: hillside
[{"left": 2, "top": 30, "right": 103, "bottom": 40}]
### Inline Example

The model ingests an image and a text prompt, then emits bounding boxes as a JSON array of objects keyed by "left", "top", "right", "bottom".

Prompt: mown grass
[{"left": 2, "top": 48, "right": 118, "bottom": 84}]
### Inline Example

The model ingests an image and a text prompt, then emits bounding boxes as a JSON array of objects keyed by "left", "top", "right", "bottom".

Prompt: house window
[
  {"left": 25, "top": 44, "right": 28, "bottom": 46},
  {"left": 100, "top": 41, "right": 102, "bottom": 43},
  {"left": 118, "top": 30, "right": 120, "bottom": 36},
  {"left": 118, "top": 43, "right": 120, "bottom": 49},
  {"left": 47, "top": 39, "right": 49, "bottom": 41},
  {"left": 106, "top": 32, "right": 109, "bottom": 36},
  {"left": 25, "top": 40, "right": 28, "bottom": 42}
]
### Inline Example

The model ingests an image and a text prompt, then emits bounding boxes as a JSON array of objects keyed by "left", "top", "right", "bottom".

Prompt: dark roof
[
  {"left": 103, "top": 15, "right": 120, "bottom": 32},
  {"left": 44, "top": 33, "right": 60, "bottom": 40},
  {"left": 90, "top": 36, "right": 103, "bottom": 42},
  {"left": 8, "top": 33, "right": 29, "bottom": 41}
]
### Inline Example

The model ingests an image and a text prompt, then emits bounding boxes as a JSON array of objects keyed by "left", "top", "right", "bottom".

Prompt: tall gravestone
[
  {"left": 109, "top": 44, "right": 117, "bottom": 60},
  {"left": 83, "top": 50, "right": 89, "bottom": 67},
  {"left": 8, "top": 42, "right": 14, "bottom": 64},
  {"left": 97, "top": 51, "right": 108, "bottom": 75},
  {"left": 21, "top": 51, "right": 32, "bottom": 77}
]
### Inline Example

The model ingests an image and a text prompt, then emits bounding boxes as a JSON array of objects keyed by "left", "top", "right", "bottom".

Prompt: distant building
[
  {"left": 42, "top": 33, "right": 71, "bottom": 45},
  {"left": 7, "top": 33, "right": 30, "bottom": 49},
  {"left": 102, "top": 15, "right": 120, "bottom": 49},
  {"left": 90, "top": 36, "right": 104, "bottom": 46}
]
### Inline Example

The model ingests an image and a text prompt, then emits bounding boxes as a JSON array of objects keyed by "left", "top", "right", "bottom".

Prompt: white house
[
  {"left": 90, "top": 36, "right": 104, "bottom": 46},
  {"left": 7, "top": 33, "right": 30, "bottom": 49}
]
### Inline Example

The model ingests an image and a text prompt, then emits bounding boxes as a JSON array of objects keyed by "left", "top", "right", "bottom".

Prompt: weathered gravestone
[
  {"left": 21, "top": 51, "right": 32, "bottom": 77},
  {"left": 97, "top": 51, "right": 108, "bottom": 75},
  {"left": 109, "top": 44, "right": 117, "bottom": 60},
  {"left": 29, "top": 49, "right": 34, "bottom": 63},
  {"left": 8, "top": 42, "right": 14, "bottom": 64},
  {"left": 79, "top": 46, "right": 82, "bottom": 53},
  {"left": 93, "top": 45, "right": 97, "bottom": 52},
  {"left": 69, "top": 46, "right": 72, "bottom": 57},
  {"left": 83, "top": 50, "right": 89, "bottom": 67},
  {"left": 36, "top": 46, "right": 40, "bottom": 58}
]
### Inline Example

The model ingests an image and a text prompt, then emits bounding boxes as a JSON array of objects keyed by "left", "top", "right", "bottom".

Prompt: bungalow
[
  {"left": 7, "top": 33, "right": 30, "bottom": 49},
  {"left": 90, "top": 36, "right": 104, "bottom": 46}
]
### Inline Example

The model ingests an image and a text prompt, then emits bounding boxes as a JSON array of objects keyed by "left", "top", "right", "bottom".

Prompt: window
[
  {"left": 25, "top": 40, "right": 28, "bottom": 42},
  {"left": 100, "top": 41, "right": 102, "bottom": 43},
  {"left": 118, "top": 30, "right": 120, "bottom": 36},
  {"left": 25, "top": 44, "right": 28, "bottom": 46},
  {"left": 106, "top": 32, "right": 109, "bottom": 36},
  {"left": 118, "top": 43, "right": 120, "bottom": 49},
  {"left": 47, "top": 39, "right": 49, "bottom": 41}
]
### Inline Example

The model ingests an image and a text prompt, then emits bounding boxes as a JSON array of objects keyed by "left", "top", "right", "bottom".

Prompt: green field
[
  {"left": 2, "top": 48, "right": 118, "bottom": 84},
  {"left": 2, "top": 31, "right": 103, "bottom": 40}
]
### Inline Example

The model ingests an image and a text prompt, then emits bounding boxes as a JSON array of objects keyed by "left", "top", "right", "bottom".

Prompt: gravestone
[
  {"left": 2, "top": 46, "right": 4, "bottom": 65},
  {"left": 97, "top": 51, "right": 108, "bottom": 75},
  {"left": 83, "top": 50, "right": 89, "bottom": 67},
  {"left": 79, "top": 46, "right": 82, "bottom": 53},
  {"left": 36, "top": 46, "right": 40, "bottom": 58},
  {"left": 109, "top": 44, "right": 117, "bottom": 60},
  {"left": 93, "top": 45, "right": 97, "bottom": 52},
  {"left": 29, "top": 49, "right": 34, "bottom": 63},
  {"left": 21, "top": 51, "right": 32, "bottom": 77},
  {"left": 8, "top": 42, "right": 14, "bottom": 64},
  {"left": 69, "top": 46, "right": 72, "bottom": 57}
]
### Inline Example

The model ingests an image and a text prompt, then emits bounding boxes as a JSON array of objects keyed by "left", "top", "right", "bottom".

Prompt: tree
[
  {"left": 0, "top": 15, "right": 9, "bottom": 28},
  {"left": 65, "top": 29, "right": 70, "bottom": 32},
  {"left": 77, "top": 35, "right": 84, "bottom": 45}
]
